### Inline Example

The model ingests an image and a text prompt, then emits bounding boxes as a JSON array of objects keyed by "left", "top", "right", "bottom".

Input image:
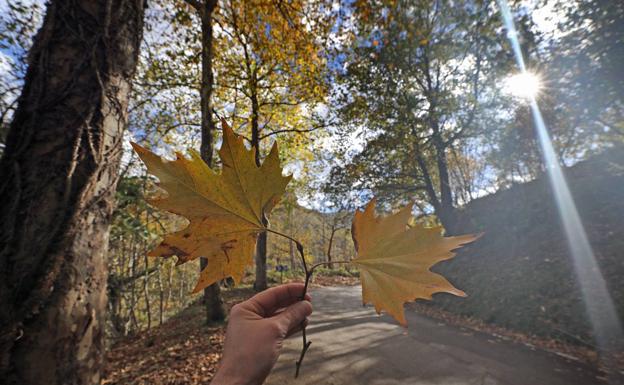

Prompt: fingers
[
  {"left": 246, "top": 283, "right": 311, "bottom": 317},
  {"left": 286, "top": 317, "right": 309, "bottom": 338},
  {"left": 274, "top": 300, "right": 313, "bottom": 335}
]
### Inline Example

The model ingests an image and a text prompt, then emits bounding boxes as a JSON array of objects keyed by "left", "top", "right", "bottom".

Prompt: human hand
[{"left": 210, "top": 283, "right": 313, "bottom": 385}]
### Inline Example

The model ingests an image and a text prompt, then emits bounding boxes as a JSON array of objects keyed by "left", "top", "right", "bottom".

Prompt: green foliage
[
  {"left": 325, "top": 0, "right": 509, "bottom": 224},
  {"left": 486, "top": 2, "right": 624, "bottom": 185},
  {"left": 108, "top": 176, "right": 201, "bottom": 336},
  {"left": 552, "top": 0, "right": 623, "bottom": 135}
]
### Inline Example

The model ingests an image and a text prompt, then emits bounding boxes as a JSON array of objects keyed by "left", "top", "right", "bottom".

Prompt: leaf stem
[
  {"left": 309, "top": 260, "right": 352, "bottom": 274},
  {"left": 265, "top": 228, "right": 301, "bottom": 249},
  {"left": 265, "top": 228, "right": 353, "bottom": 377},
  {"left": 264, "top": 229, "right": 309, "bottom": 376}
]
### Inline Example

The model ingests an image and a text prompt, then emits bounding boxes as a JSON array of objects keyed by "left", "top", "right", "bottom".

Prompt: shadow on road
[{"left": 266, "top": 286, "right": 605, "bottom": 385}]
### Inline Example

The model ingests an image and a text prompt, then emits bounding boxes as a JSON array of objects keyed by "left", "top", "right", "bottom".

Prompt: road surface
[{"left": 266, "top": 286, "right": 605, "bottom": 385}]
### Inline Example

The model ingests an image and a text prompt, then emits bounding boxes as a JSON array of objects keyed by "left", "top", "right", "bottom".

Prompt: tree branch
[
  {"left": 259, "top": 123, "right": 329, "bottom": 140},
  {"left": 184, "top": 0, "right": 203, "bottom": 16}
]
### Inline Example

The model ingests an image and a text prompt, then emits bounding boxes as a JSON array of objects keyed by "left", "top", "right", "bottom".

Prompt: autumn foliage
[
  {"left": 132, "top": 120, "right": 291, "bottom": 292},
  {"left": 133, "top": 120, "right": 478, "bottom": 327}
]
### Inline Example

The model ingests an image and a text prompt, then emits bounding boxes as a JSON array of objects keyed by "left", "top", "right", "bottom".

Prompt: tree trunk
[
  {"left": 287, "top": 208, "right": 296, "bottom": 270},
  {"left": 165, "top": 263, "right": 173, "bottom": 313},
  {"left": 327, "top": 227, "right": 336, "bottom": 269},
  {"left": 199, "top": 259, "right": 225, "bottom": 322},
  {"left": 432, "top": 133, "right": 457, "bottom": 235},
  {"left": 254, "top": 218, "right": 269, "bottom": 292},
  {"left": 143, "top": 254, "right": 151, "bottom": 330},
  {"left": 194, "top": 0, "right": 225, "bottom": 322},
  {"left": 414, "top": 131, "right": 458, "bottom": 235},
  {"left": 0, "top": 1, "right": 145, "bottom": 384},
  {"left": 157, "top": 264, "right": 164, "bottom": 325},
  {"left": 250, "top": 70, "right": 268, "bottom": 292},
  {"left": 415, "top": 150, "right": 441, "bottom": 208},
  {"left": 129, "top": 253, "right": 139, "bottom": 331},
  {"left": 289, "top": 239, "right": 296, "bottom": 271},
  {"left": 107, "top": 279, "right": 125, "bottom": 338}
]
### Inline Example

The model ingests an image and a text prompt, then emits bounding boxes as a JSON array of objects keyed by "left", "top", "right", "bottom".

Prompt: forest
[{"left": 0, "top": 0, "right": 622, "bottom": 384}]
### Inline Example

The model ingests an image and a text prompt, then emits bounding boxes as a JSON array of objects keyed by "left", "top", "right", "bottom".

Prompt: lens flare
[
  {"left": 497, "top": 0, "right": 623, "bottom": 379},
  {"left": 503, "top": 72, "right": 541, "bottom": 100}
]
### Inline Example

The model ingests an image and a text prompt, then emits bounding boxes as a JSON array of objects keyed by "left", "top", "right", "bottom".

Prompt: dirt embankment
[{"left": 432, "top": 147, "right": 624, "bottom": 346}]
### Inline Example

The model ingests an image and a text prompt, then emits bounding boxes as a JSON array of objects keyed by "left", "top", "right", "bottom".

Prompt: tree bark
[
  {"left": 327, "top": 227, "right": 336, "bottom": 269},
  {"left": 129, "top": 253, "right": 139, "bottom": 331},
  {"left": 250, "top": 69, "right": 268, "bottom": 292},
  {"left": 192, "top": 0, "right": 226, "bottom": 322},
  {"left": 108, "top": 280, "right": 125, "bottom": 338},
  {"left": 157, "top": 264, "right": 164, "bottom": 325},
  {"left": 413, "top": 122, "right": 457, "bottom": 234},
  {"left": 432, "top": 132, "right": 457, "bottom": 235},
  {"left": 142, "top": 254, "right": 151, "bottom": 330},
  {"left": 0, "top": 1, "right": 145, "bottom": 384}
]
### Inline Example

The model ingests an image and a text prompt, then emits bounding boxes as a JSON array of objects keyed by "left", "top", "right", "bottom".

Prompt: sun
[{"left": 503, "top": 72, "right": 542, "bottom": 100}]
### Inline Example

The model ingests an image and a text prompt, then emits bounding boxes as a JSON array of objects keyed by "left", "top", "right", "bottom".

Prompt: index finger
[{"left": 246, "top": 283, "right": 311, "bottom": 317}]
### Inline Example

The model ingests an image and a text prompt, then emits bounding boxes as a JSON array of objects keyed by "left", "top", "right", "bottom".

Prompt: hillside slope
[{"left": 433, "top": 147, "right": 624, "bottom": 345}]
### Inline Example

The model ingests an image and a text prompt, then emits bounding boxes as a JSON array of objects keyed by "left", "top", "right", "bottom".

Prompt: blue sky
[{"left": 0, "top": 0, "right": 568, "bottom": 209}]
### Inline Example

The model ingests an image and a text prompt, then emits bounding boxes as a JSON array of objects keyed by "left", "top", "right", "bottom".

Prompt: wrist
[{"left": 210, "top": 362, "right": 256, "bottom": 385}]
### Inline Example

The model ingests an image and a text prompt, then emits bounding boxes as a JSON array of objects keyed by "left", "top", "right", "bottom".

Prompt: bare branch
[
  {"left": 259, "top": 126, "right": 324, "bottom": 140},
  {"left": 184, "top": 0, "right": 203, "bottom": 15}
]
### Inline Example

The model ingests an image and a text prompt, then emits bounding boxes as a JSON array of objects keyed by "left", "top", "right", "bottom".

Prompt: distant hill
[{"left": 432, "top": 147, "right": 624, "bottom": 345}]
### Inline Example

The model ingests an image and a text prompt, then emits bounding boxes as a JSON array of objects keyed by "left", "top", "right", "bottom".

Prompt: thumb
[{"left": 275, "top": 300, "right": 313, "bottom": 334}]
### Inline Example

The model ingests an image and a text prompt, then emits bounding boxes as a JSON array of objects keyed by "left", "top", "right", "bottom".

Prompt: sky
[{"left": 0, "top": 0, "right": 569, "bottom": 208}]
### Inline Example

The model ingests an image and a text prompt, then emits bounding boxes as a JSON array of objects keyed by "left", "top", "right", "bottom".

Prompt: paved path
[{"left": 266, "top": 286, "right": 605, "bottom": 385}]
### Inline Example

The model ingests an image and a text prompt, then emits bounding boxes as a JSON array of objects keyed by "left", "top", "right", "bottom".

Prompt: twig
[
  {"left": 266, "top": 228, "right": 352, "bottom": 378},
  {"left": 309, "top": 260, "right": 352, "bottom": 272},
  {"left": 294, "top": 328, "right": 312, "bottom": 377}
]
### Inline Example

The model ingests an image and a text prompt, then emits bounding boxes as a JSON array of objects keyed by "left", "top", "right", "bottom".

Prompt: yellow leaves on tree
[
  {"left": 351, "top": 199, "right": 479, "bottom": 326},
  {"left": 132, "top": 120, "right": 291, "bottom": 293}
]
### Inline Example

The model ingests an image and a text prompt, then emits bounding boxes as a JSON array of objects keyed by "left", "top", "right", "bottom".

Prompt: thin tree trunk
[
  {"left": 200, "top": 258, "right": 225, "bottom": 321},
  {"left": 415, "top": 151, "right": 441, "bottom": 209},
  {"left": 165, "top": 262, "right": 173, "bottom": 313},
  {"left": 108, "top": 279, "right": 124, "bottom": 338},
  {"left": 190, "top": 0, "right": 226, "bottom": 321},
  {"left": 0, "top": 1, "right": 145, "bottom": 383},
  {"left": 433, "top": 133, "right": 457, "bottom": 235},
  {"left": 157, "top": 263, "right": 164, "bottom": 325},
  {"left": 414, "top": 135, "right": 457, "bottom": 235},
  {"left": 129, "top": 251, "right": 139, "bottom": 331},
  {"left": 143, "top": 254, "right": 151, "bottom": 330},
  {"left": 289, "top": 239, "right": 296, "bottom": 271},
  {"left": 421, "top": 46, "right": 458, "bottom": 235},
  {"left": 288, "top": 208, "right": 295, "bottom": 270},
  {"left": 327, "top": 227, "right": 336, "bottom": 269},
  {"left": 250, "top": 69, "right": 268, "bottom": 292},
  {"left": 177, "top": 268, "right": 184, "bottom": 305}
]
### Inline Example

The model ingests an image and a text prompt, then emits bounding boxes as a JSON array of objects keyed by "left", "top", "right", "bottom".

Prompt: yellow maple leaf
[
  {"left": 351, "top": 198, "right": 479, "bottom": 326},
  {"left": 131, "top": 120, "right": 291, "bottom": 293}
]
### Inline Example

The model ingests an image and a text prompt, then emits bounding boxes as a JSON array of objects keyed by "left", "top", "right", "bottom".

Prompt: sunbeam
[{"left": 497, "top": 0, "right": 623, "bottom": 378}]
